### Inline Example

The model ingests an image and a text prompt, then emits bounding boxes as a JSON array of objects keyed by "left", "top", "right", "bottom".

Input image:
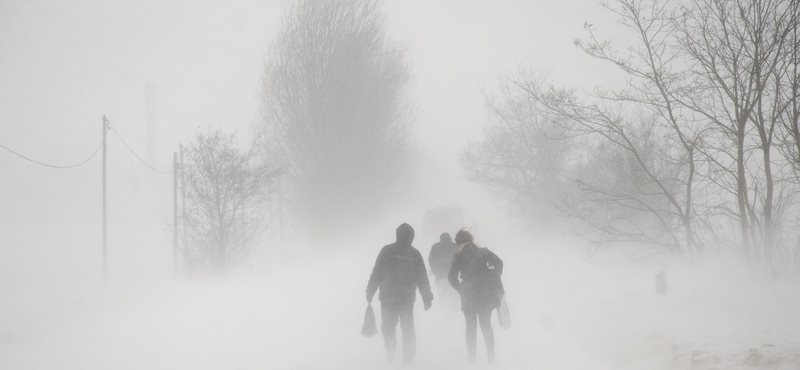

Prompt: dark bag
[
  {"left": 479, "top": 248, "right": 504, "bottom": 297},
  {"left": 361, "top": 304, "right": 377, "bottom": 337}
]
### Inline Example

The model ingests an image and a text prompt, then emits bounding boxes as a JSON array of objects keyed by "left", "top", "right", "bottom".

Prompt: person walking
[
  {"left": 366, "top": 223, "right": 434, "bottom": 363},
  {"left": 428, "top": 232, "right": 460, "bottom": 311},
  {"left": 448, "top": 229, "right": 504, "bottom": 364}
]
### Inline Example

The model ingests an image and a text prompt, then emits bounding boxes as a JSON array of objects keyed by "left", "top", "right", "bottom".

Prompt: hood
[
  {"left": 439, "top": 232, "right": 452, "bottom": 242},
  {"left": 396, "top": 223, "right": 415, "bottom": 245},
  {"left": 454, "top": 229, "right": 473, "bottom": 246}
]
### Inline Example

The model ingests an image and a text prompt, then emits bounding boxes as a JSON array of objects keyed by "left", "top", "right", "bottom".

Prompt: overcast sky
[{"left": 0, "top": 0, "right": 624, "bottom": 226}]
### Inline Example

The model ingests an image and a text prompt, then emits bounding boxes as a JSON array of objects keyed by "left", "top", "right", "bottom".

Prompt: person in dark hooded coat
[
  {"left": 428, "top": 232, "right": 460, "bottom": 311},
  {"left": 366, "top": 223, "right": 433, "bottom": 363},
  {"left": 448, "top": 229, "right": 504, "bottom": 364}
]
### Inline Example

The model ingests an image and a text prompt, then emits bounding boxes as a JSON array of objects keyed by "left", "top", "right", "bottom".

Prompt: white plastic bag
[{"left": 497, "top": 296, "right": 511, "bottom": 329}]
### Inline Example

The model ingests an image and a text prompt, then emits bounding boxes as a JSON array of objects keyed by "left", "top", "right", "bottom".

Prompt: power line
[
  {"left": 109, "top": 125, "right": 173, "bottom": 175},
  {"left": 0, "top": 140, "right": 104, "bottom": 169}
]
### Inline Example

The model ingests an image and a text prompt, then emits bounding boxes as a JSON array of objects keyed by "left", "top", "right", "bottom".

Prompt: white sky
[
  {"left": 0, "top": 0, "right": 618, "bottom": 174},
  {"left": 0, "top": 0, "right": 624, "bottom": 239}
]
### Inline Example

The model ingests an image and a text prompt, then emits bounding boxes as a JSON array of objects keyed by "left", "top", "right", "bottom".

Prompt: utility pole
[
  {"left": 278, "top": 177, "right": 284, "bottom": 243},
  {"left": 102, "top": 115, "right": 108, "bottom": 279},
  {"left": 173, "top": 151, "right": 178, "bottom": 271},
  {"left": 180, "top": 144, "right": 186, "bottom": 254}
]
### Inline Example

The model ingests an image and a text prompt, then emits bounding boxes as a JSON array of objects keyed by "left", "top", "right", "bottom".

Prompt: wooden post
[
  {"left": 180, "top": 144, "right": 186, "bottom": 255},
  {"left": 173, "top": 152, "right": 178, "bottom": 271},
  {"left": 102, "top": 115, "right": 108, "bottom": 279}
]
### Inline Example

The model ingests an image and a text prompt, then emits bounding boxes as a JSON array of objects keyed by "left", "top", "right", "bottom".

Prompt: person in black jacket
[
  {"left": 428, "top": 232, "right": 460, "bottom": 311},
  {"left": 366, "top": 223, "right": 434, "bottom": 363},
  {"left": 448, "top": 229, "right": 504, "bottom": 364}
]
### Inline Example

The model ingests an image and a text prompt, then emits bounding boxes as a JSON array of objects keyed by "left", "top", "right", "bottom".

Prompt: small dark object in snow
[{"left": 655, "top": 270, "right": 667, "bottom": 296}]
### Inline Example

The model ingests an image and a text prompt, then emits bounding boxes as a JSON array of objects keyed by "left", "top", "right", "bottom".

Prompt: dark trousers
[
  {"left": 381, "top": 300, "right": 415, "bottom": 361},
  {"left": 464, "top": 308, "right": 494, "bottom": 360}
]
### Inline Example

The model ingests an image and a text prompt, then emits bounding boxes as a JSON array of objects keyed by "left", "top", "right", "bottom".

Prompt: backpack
[{"left": 475, "top": 247, "right": 504, "bottom": 296}]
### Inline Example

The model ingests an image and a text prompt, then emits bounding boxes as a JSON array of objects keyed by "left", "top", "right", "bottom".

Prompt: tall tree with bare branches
[
  {"left": 257, "top": 0, "right": 413, "bottom": 242},
  {"left": 573, "top": 0, "right": 707, "bottom": 252},
  {"left": 678, "top": 0, "right": 797, "bottom": 263}
]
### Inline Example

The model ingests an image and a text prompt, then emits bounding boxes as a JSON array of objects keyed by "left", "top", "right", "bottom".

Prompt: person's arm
[
  {"left": 416, "top": 251, "right": 434, "bottom": 309},
  {"left": 366, "top": 249, "right": 384, "bottom": 302},
  {"left": 448, "top": 256, "right": 461, "bottom": 293}
]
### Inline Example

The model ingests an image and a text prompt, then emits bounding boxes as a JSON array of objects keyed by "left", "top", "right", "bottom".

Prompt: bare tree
[
  {"left": 465, "top": 0, "right": 800, "bottom": 273},
  {"left": 778, "top": 1, "right": 800, "bottom": 172},
  {"left": 461, "top": 73, "right": 576, "bottom": 224},
  {"left": 257, "top": 0, "right": 413, "bottom": 242},
  {"left": 181, "top": 130, "right": 281, "bottom": 272},
  {"left": 771, "top": 0, "right": 800, "bottom": 275},
  {"left": 464, "top": 0, "right": 706, "bottom": 253},
  {"left": 524, "top": 82, "right": 696, "bottom": 253},
  {"left": 573, "top": 0, "right": 708, "bottom": 252},
  {"left": 678, "top": 0, "right": 797, "bottom": 264}
]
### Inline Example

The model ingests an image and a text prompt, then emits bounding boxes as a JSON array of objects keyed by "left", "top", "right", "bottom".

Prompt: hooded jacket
[{"left": 366, "top": 224, "right": 434, "bottom": 303}]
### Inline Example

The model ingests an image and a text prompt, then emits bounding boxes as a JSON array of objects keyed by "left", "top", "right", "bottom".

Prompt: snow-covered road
[{"left": 2, "top": 240, "right": 799, "bottom": 369}]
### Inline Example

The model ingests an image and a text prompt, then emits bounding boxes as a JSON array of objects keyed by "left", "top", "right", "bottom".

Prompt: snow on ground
[{"left": 2, "top": 231, "right": 800, "bottom": 370}]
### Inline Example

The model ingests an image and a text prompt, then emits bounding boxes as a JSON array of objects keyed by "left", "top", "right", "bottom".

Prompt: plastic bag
[
  {"left": 361, "top": 304, "right": 377, "bottom": 337},
  {"left": 497, "top": 296, "right": 511, "bottom": 329}
]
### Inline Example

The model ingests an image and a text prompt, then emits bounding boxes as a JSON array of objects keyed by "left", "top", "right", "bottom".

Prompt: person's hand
[
  {"left": 423, "top": 300, "right": 432, "bottom": 311},
  {"left": 366, "top": 294, "right": 373, "bottom": 304}
]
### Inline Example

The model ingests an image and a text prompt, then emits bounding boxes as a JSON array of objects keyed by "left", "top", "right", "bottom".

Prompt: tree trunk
[
  {"left": 685, "top": 146, "right": 696, "bottom": 253},
  {"left": 736, "top": 121, "right": 751, "bottom": 259},
  {"left": 764, "top": 149, "right": 774, "bottom": 264}
]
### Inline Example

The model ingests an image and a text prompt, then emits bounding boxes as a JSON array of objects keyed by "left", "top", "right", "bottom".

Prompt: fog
[{"left": 2, "top": 0, "right": 799, "bottom": 369}]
